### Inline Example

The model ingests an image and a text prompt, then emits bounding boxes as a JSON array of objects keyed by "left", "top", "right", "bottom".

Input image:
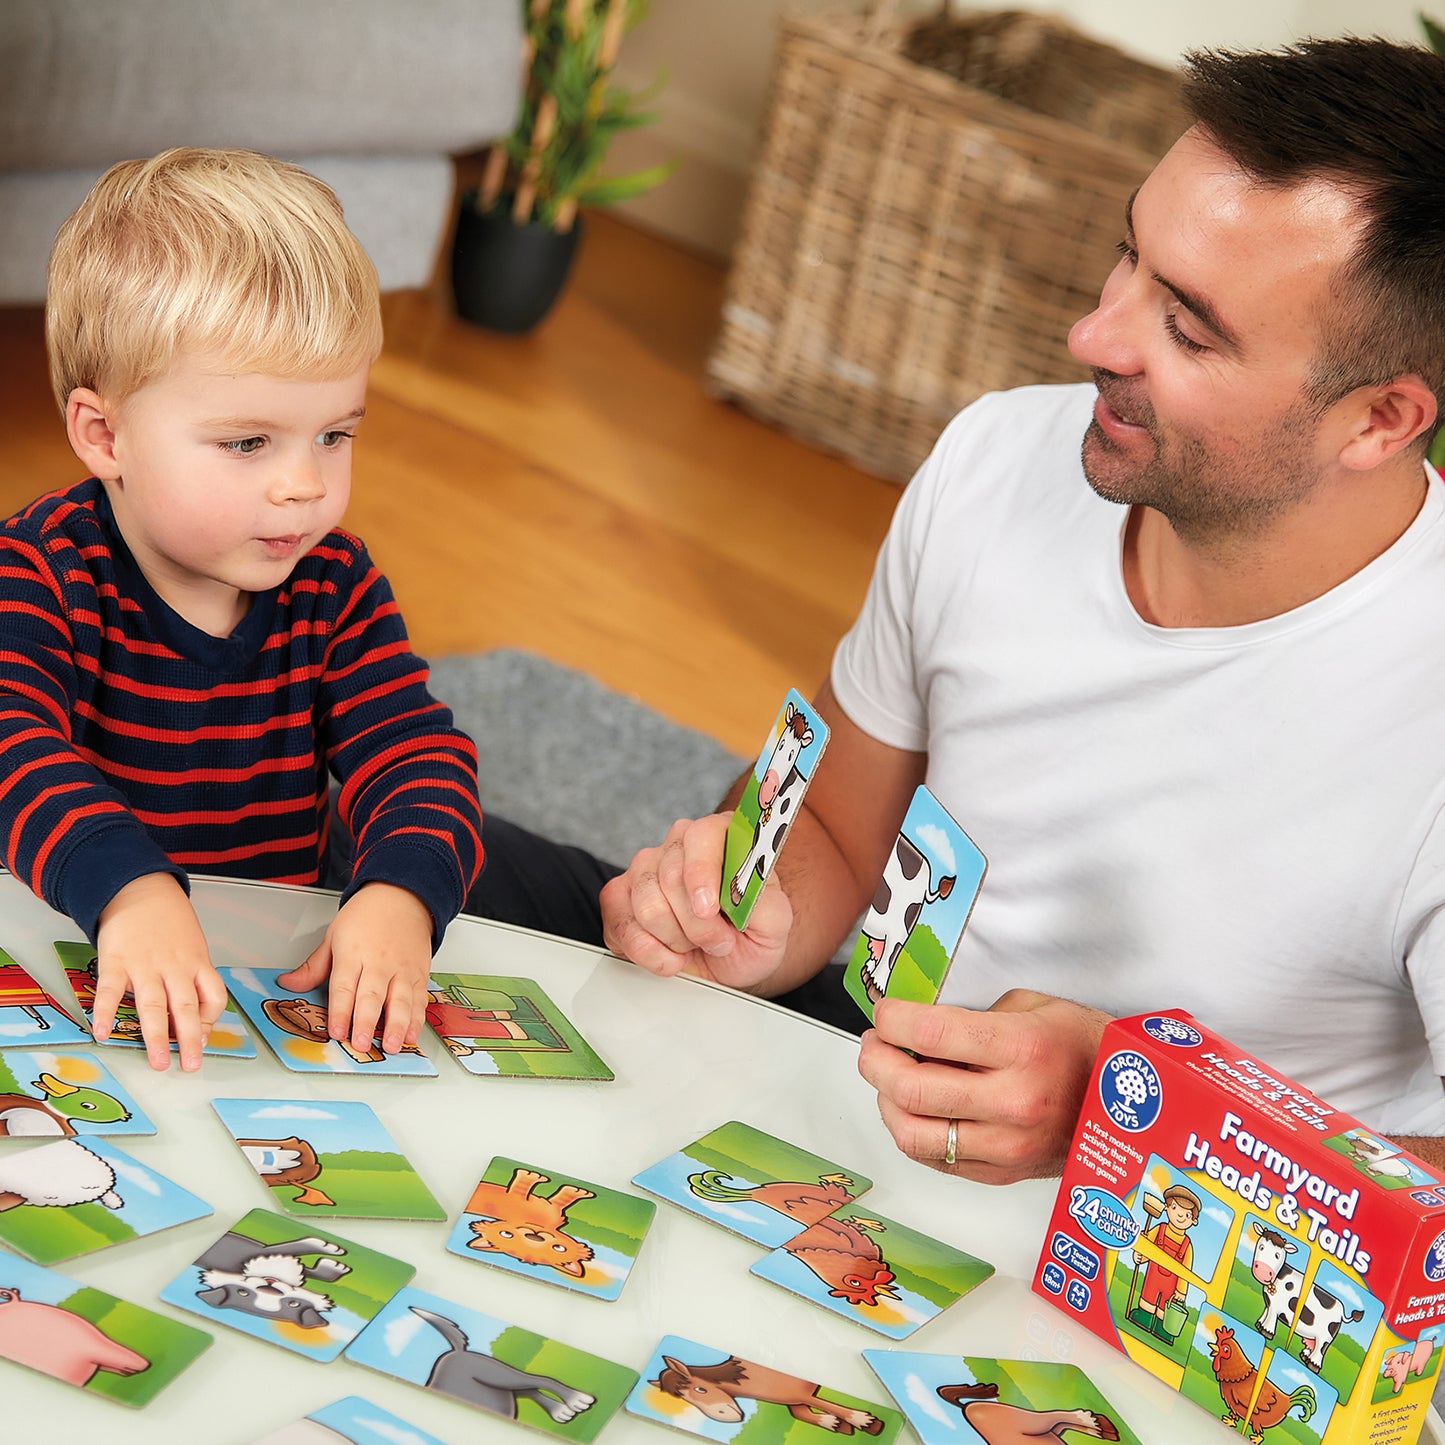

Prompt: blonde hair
[{"left": 46, "top": 147, "right": 383, "bottom": 410}]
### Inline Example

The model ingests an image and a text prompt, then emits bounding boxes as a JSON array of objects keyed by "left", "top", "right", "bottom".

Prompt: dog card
[
  {"left": 862, "top": 1353, "right": 1141, "bottom": 1445},
  {"left": 631, "top": 1120, "right": 872, "bottom": 1246},
  {"left": 626, "top": 1334, "right": 903, "bottom": 1444},
  {"left": 0, "top": 946, "right": 90, "bottom": 1047},
  {"left": 253, "top": 1395, "right": 453, "bottom": 1445},
  {"left": 54, "top": 941, "right": 257, "bottom": 1058},
  {"left": 344, "top": 1283, "right": 638, "bottom": 1441},
  {"left": 720, "top": 689, "right": 830, "bottom": 930},
  {"left": 159, "top": 1207, "right": 416, "bottom": 1363},
  {"left": 843, "top": 784, "right": 987, "bottom": 1024},
  {"left": 0, "top": 1049, "right": 154, "bottom": 1137},
  {"left": 0, "top": 1252, "right": 211, "bottom": 1407},
  {"left": 426, "top": 972, "right": 613, "bottom": 1079},
  {"left": 216, "top": 965, "right": 438, "bottom": 1075},
  {"left": 0, "top": 1135, "right": 212, "bottom": 1265},
  {"left": 446, "top": 1157, "right": 655, "bottom": 1301},
  {"left": 212, "top": 1097, "right": 445, "bottom": 1221},
  {"left": 749, "top": 1204, "right": 994, "bottom": 1339}
]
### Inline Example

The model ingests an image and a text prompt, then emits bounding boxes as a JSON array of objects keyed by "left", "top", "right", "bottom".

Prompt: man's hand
[
  {"left": 94, "top": 873, "right": 228, "bottom": 1072},
  {"left": 278, "top": 882, "right": 433, "bottom": 1055},
  {"left": 857, "top": 989, "right": 1112, "bottom": 1185}
]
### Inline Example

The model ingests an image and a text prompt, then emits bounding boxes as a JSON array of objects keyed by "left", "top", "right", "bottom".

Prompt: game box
[{"left": 1032, "top": 1011, "right": 1445, "bottom": 1445}]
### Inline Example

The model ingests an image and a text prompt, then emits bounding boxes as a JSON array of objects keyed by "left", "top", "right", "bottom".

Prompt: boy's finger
[
  {"left": 277, "top": 950, "right": 329, "bottom": 991},
  {"left": 167, "top": 988, "right": 204, "bottom": 1073},
  {"left": 130, "top": 983, "right": 173, "bottom": 1071},
  {"left": 88, "top": 975, "right": 127, "bottom": 1045},
  {"left": 380, "top": 979, "right": 418, "bottom": 1056},
  {"left": 325, "top": 968, "right": 358, "bottom": 1041},
  {"left": 349, "top": 981, "right": 387, "bottom": 1056}
]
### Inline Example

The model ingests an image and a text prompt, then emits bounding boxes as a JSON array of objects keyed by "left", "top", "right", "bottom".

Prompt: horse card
[
  {"left": 426, "top": 972, "right": 613, "bottom": 1079},
  {"left": 0, "top": 946, "right": 91, "bottom": 1047},
  {"left": 212, "top": 1097, "right": 445, "bottom": 1221},
  {"left": 625, "top": 1335, "right": 903, "bottom": 1444},
  {"left": 445, "top": 1156, "right": 655, "bottom": 1301},
  {"left": 254, "top": 1395, "right": 452, "bottom": 1445},
  {"left": 0, "top": 1049, "right": 154, "bottom": 1137},
  {"left": 159, "top": 1207, "right": 416, "bottom": 1363},
  {"left": 344, "top": 1283, "right": 638, "bottom": 1441},
  {"left": 843, "top": 784, "right": 987, "bottom": 1024},
  {"left": 720, "top": 689, "right": 830, "bottom": 930},
  {"left": 631, "top": 1120, "right": 872, "bottom": 1247},
  {"left": 750, "top": 1205, "right": 994, "bottom": 1339}
]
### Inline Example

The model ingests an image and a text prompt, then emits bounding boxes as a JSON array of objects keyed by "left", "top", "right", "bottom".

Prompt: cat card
[
  {"left": 631, "top": 1120, "right": 872, "bottom": 1247},
  {"left": 212, "top": 1097, "right": 445, "bottom": 1221},
  {"left": 0, "top": 1252, "right": 211, "bottom": 1407},
  {"left": 0, "top": 1050, "right": 155, "bottom": 1137},
  {"left": 749, "top": 1205, "right": 994, "bottom": 1339},
  {"left": 843, "top": 784, "right": 987, "bottom": 1024},
  {"left": 0, "top": 1135, "right": 212, "bottom": 1264},
  {"left": 159, "top": 1207, "right": 416, "bottom": 1363},
  {"left": 445, "top": 1156, "right": 655, "bottom": 1301},
  {"left": 426, "top": 972, "right": 613, "bottom": 1080},
  {"left": 625, "top": 1334, "right": 904, "bottom": 1444},
  {"left": 862, "top": 1354, "right": 1142, "bottom": 1445},
  {"left": 719, "top": 689, "right": 830, "bottom": 930},
  {"left": 253, "top": 1395, "right": 454, "bottom": 1445},
  {"left": 344, "top": 1283, "right": 638, "bottom": 1442},
  {"left": 0, "top": 946, "right": 91, "bottom": 1047},
  {"left": 216, "top": 965, "right": 438, "bottom": 1076},
  {"left": 54, "top": 941, "right": 257, "bottom": 1058}
]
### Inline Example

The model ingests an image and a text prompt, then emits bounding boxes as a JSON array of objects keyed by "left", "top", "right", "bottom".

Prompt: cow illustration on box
[{"left": 1247, "top": 1222, "right": 1364, "bottom": 1374}]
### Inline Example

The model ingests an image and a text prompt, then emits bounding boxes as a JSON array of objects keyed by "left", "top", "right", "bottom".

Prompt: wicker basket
[{"left": 706, "top": 4, "right": 1188, "bottom": 482}]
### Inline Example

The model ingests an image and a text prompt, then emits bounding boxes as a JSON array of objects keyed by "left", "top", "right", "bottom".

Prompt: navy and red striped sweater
[{"left": 0, "top": 479, "right": 482, "bottom": 942}]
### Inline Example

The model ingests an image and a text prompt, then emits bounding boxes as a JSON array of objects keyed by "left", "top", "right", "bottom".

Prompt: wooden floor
[{"left": 0, "top": 213, "right": 901, "bottom": 758}]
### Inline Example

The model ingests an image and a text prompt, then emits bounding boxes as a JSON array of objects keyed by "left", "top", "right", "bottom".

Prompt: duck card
[
  {"left": 215, "top": 965, "right": 438, "bottom": 1076},
  {"left": 445, "top": 1157, "right": 655, "bottom": 1301},
  {"left": 160, "top": 1207, "right": 416, "bottom": 1363},
  {"left": 0, "top": 947, "right": 90, "bottom": 1047},
  {"left": 625, "top": 1334, "right": 903, "bottom": 1444},
  {"left": 0, "top": 1049, "right": 154, "bottom": 1138},
  {"left": 426, "top": 972, "right": 613, "bottom": 1079},
  {"left": 0, "top": 1253, "right": 211, "bottom": 1407},
  {"left": 344, "top": 1283, "right": 638, "bottom": 1442},
  {"left": 254, "top": 1395, "right": 453, "bottom": 1445},
  {"left": 632, "top": 1120, "right": 872, "bottom": 1247},
  {"left": 843, "top": 785, "right": 987, "bottom": 1024},
  {"left": 749, "top": 1205, "right": 994, "bottom": 1339},
  {"left": 862, "top": 1353, "right": 1141, "bottom": 1445},
  {"left": 212, "top": 1097, "right": 445, "bottom": 1221},
  {"left": 0, "top": 1135, "right": 212, "bottom": 1264}
]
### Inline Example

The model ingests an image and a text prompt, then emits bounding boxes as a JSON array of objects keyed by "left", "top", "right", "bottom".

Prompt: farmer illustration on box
[{"left": 1129, "top": 1184, "right": 1200, "bottom": 1342}]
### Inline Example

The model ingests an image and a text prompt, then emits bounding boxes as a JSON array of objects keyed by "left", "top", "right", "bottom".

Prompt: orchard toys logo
[
  {"left": 1424, "top": 1230, "right": 1445, "bottom": 1284},
  {"left": 1099, "top": 1050, "right": 1163, "bottom": 1132},
  {"left": 1141, "top": 1015, "right": 1202, "bottom": 1049}
]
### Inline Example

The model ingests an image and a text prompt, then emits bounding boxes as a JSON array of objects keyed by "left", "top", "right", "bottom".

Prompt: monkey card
[
  {"left": 0, "top": 1049, "right": 154, "bottom": 1137},
  {"left": 0, "top": 946, "right": 91, "bottom": 1046}
]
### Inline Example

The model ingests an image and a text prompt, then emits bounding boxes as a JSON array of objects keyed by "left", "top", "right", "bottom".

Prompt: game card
[
  {"left": 627, "top": 1334, "right": 904, "bottom": 1443},
  {"left": 344, "top": 1283, "right": 637, "bottom": 1441},
  {"left": 843, "top": 784, "right": 987, "bottom": 1023},
  {"left": 212, "top": 1097, "right": 445, "bottom": 1221},
  {"left": 0, "top": 946, "right": 90, "bottom": 1046},
  {"left": 720, "top": 689, "right": 830, "bottom": 930},
  {"left": 252, "top": 1395, "right": 452, "bottom": 1444},
  {"left": 446, "top": 1157, "right": 655, "bottom": 1301},
  {"left": 0, "top": 1049, "right": 154, "bottom": 1137},
  {"left": 631, "top": 1120, "right": 871, "bottom": 1246}
]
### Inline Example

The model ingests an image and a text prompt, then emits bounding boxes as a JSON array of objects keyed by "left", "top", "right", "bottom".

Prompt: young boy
[{"left": 6, "top": 146, "right": 483, "bottom": 1071}]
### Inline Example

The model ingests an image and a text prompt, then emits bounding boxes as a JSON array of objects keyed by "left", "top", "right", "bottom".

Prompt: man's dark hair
[{"left": 1182, "top": 38, "right": 1445, "bottom": 440}]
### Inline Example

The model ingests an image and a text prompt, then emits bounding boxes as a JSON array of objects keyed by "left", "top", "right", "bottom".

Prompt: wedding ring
[{"left": 944, "top": 1118, "right": 958, "bottom": 1166}]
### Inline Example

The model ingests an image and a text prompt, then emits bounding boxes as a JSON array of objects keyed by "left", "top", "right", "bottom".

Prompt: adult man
[{"left": 600, "top": 38, "right": 1445, "bottom": 1183}]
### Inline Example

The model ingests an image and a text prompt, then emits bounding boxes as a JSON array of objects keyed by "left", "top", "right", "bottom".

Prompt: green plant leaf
[
  {"left": 1422, "top": 12, "right": 1445, "bottom": 55},
  {"left": 575, "top": 161, "right": 679, "bottom": 206}
]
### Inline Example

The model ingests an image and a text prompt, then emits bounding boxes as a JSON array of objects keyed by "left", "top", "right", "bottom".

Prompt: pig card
[
  {"left": 0, "top": 946, "right": 90, "bottom": 1046},
  {"left": 212, "top": 1097, "right": 445, "bottom": 1221},
  {"left": 0, "top": 1050, "right": 154, "bottom": 1137},
  {"left": 843, "top": 784, "right": 987, "bottom": 1024},
  {"left": 719, "top": 689, "right": 830, "bottom": 930},
  {"left": 253, "top": 1395, "right": 453, "bottom": 1444}
]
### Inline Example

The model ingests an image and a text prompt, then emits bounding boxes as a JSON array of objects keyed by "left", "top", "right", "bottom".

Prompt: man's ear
[
  {"left": 1337, "top": 375, "right": 1437, "bottom": 472},
  {"left": 65, "top": 388, "right": 122, "bottom": 480}
]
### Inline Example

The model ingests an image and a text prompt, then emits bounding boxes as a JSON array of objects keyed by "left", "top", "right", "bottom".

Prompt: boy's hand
[
  {"left": 94, "top": 873, "right": 228, "bottom": 1072},
  {"left": 278, "top": 882, "right": 434, "bottom": 1055}
]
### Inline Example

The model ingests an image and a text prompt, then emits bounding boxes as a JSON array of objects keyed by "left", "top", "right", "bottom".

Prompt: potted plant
[{"left": 452, "top": 0, "right": 674, "bottom": 333}]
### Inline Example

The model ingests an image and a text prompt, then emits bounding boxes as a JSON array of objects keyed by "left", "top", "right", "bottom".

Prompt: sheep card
[
  {"left": 445, "top": 1157, "right": 655, "bottom": 1301},
  {"left": 343, "top": 1283, "right": 638, "bottom": 1441},
  {"left": 843, "top": 784, "right": 987, "bottom": 1025},
  {"left": 861, "top": 1353, "right": 1141, "bottom": 1445},
  {"left": 630, "top": 1120, "right": 872, "bottom": 1247},
  {"left": 749, "top": 1205, "right": 994, "bottom": 1339},
  {"left": 626, "top": 1334, "right": 904, "bottom": 1444},
  {"left": 215, "top": 966, "right": 437, "bottom": 1076},
  {"left": 0, "top": 1135, "right": 212, "bottom": 1264},
  {"left": 720, "top": 689, "right": 830, "bottom": 930},
  {"left": 0, "top": 1049, "right": 154, "bottom": 1137},
  {"left": 254, "top": 1395, "right": 451, "bottom": 1445},
  {"left": 426, "top": 972, "right": 612, "bottom": 1079},
  {"left": 212, "top": 1097, "right": 445, "bottom": 1221},
  {"left": 0, "top": 947, "right": 90, "bottom": 1047},
  {"left": 159, "top": 1207, "right": 416, "bottom": 1363},
  {"left": 0, "top": 1253, "right": 211, "bottom": 1407}
]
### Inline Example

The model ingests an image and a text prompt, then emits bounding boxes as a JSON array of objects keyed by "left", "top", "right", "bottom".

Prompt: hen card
[
  {"left": 0, "top": 1050, "right": 154, "bottom": 1137},
  {"left": 0, "top": 947, "right": 90, "bottom": 1046},
  {"left": 720, "top": 690, "right": 829, "bottom": 930},
  {"left": 254, "top": 1395, "right": 453, "bottom": 1444},
  {"left": 843, "top": 784, "right": 987, "bottom": 1023}
]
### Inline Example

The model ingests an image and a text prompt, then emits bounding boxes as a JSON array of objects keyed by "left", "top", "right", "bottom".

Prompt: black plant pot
[{"left": 451, "top": 202, "right": 583, "bottom": 334}]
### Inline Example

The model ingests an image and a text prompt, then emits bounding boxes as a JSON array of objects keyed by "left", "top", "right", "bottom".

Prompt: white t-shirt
[{"left": 832, "top": 384, "right": 1445, "bottom": 1137}]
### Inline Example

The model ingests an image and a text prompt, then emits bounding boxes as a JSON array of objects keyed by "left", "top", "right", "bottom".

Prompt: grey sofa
[{"left": 0, "top": 0, "right": 522, "bottom": 300}]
